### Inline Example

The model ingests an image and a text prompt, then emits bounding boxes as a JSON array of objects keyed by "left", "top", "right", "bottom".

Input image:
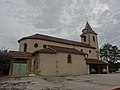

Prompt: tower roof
[{"left": 82, "top": 22, "right": 97, "bottom": 35}]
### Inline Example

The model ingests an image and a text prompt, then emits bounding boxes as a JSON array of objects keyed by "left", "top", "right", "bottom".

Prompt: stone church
[{"left": 10, "top": 22, "right": 109, "bottom": 76}]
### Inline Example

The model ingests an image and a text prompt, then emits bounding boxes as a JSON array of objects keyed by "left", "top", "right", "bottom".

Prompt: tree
[
  {"left": 100, "top": 43, "right": 120, "bottom": 63},
  {"left": 100, "top": 43, "right": 120, "bottom": 72},
  {"left": 0, "top": 50, "right": 12, "bottom": 76},
  {"left": 100, "top": 43, "right": 112, "bottom": 61}
]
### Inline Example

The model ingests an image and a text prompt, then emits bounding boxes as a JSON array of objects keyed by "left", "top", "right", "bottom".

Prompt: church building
[{"left": 11, "top": 22, "right": 109, "bottom": 76}]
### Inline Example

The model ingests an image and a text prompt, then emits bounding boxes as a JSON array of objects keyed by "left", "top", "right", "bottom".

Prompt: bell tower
[{"left": 80, "top": 22, "right": 99, "bottom": 50}]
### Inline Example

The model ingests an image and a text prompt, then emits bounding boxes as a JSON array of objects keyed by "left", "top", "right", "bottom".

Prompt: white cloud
[{"left": 0, "top": 0, "right": 120, "bottom": 50}]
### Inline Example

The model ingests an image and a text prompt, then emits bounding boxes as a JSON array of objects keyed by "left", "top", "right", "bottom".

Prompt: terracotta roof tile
[
  {"left": 18, "top": 34, "right": 96, "bottom": 49},
  {"left": 9, "top": 51, "right": 32, "bottom": 59},
  {"left": 86, "top": 58, "right": 109, "bottom": 65},
  {"left": 33, "top": 45, "right": 87, "bottom": 55},
  {"left": 33, "top": 48, "right": 57, "bottom": 55},
  {"left": 48, "top": 45, "right": 87, "bottom": 55}
]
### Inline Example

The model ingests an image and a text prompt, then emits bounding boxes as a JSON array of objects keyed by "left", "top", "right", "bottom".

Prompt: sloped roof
[
  {"left": 81, "top": 22, "right": 97, "bottom": 35},
  {"left": 33, "top": 48, "right": 57, "bottom": 55},
  {"left": 9, "top": 51, "right": 32, "bottom": 59},
  {"left": 86, "top": 58, "right": 109, "bottom": 65},
  {"left": 33, "top": 45, "right": 87, "bottom": 55},
  {"left": 48, "top": 45, "right": 87, "bottom": 55},
  {"left": 18, "top": 33, "right": 96, "bottom": 49}
]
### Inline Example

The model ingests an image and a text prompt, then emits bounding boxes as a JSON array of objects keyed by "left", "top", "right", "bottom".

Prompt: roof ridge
[
  {"left": 18, "top": 33, "right": 96, "bottom": 49},
  {"left": 47, "top": 45, "right": 80, "bottom": 51},
  {"left": 47, "top": 45, "right": 87, "bottom": 55},
  {"left": 48, "top": 45, "right": 74, "bottom": 49},
  {"left": 33, "top": 48, "right": 57, "bottom": 55}
]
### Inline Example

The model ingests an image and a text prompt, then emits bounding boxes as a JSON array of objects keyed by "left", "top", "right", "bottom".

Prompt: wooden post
[
  {"left": 107, "top": 65, "right": 109, "bottom": 74},
  {"left": 98, "top": 65, "right": 100, "bottom": 74}
]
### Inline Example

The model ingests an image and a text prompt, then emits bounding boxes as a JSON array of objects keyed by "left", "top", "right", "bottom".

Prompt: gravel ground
[{"left": 0, "top": 73, "right": 120, "bottom": 90}]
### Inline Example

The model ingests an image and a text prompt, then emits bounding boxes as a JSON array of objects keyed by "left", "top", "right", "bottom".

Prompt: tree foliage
[
  {"left": 100, "top": 43, "right": 120, "bottom": 63},
  {"left": 0, "top": 50, "right": 12, "bottom": 76},
  {"left": 100, "top": 43, "right": 120, "bottom": 71}
]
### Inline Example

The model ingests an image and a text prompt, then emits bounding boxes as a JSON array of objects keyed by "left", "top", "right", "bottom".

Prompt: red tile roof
[
  {"left": 9, "top": 51, "right": 32, "bottom": 59},
  {"left": 33, "top": 45, "right": 87, "bottom": 55},
  {"left": 18, "top": 34, "right": 96, "bottom": 49},
  {"left": 48, "top": 45, "right": 87, "bottom": 55},
  {"left": 86, "top": 58, "right": 109, "bottom": 65},
  {"left": 33, "top": 48, "right": 57, "bottom": 55}
]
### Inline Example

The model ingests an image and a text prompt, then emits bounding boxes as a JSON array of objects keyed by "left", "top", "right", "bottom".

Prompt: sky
[{"left": 0, "top": 0, "right": 120, "bottom": 50}]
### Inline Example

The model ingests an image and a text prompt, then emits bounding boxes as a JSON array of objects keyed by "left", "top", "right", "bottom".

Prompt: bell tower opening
[{"left": 80, "top": 22, "right": 99, "bottom": 50}]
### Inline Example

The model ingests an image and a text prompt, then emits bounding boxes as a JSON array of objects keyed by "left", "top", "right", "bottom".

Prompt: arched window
[
  {"left": 93, "top": 36, "right": 95, "bottom": 41},
  {"left": 67, "top": 55, "right": 72, "bottom": 64},
  {"left": 43, "top": 44, "right": 47, "bottom": 48},
  {"left": 24, "top": 43, "right": 27, "bottom": 52},
  {"left": 81, "top": 49, "right": 83, "bottom": 52},
  {"left": 83, "top": 36, "right": 86, "bottom": 42}
]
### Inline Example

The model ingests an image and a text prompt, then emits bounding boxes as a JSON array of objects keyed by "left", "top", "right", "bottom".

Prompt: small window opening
[
  {"left": 81, "top": 49, "right": 83, "bottom": 52},
  {"left": 24, "top": 43, "right": 27, "bottom": 52},
  {"left": 93, "top": 36, "right": 95, "bottom": 41},
  {"left": 43, "top": 44, "right": 47, "bottom": 48},
  {"left": 89, "top": 50, "right": 91, "bottom": 53},
  {"left": 67, "top": 55, "right": 72, "bottom": 64},
  {"left": 83, "top": 36, "right": 86, "bottom": 42}
]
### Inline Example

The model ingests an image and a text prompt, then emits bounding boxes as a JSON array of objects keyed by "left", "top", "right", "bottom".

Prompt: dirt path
[{"left": 0, "top": 73, "right": 120, "bottom": 90}]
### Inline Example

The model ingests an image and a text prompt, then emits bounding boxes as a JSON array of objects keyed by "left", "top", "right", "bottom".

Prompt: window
[
  {"left": 93, "top": 36, "right": 95, "bottom": 41},
  {"left": 83, "top": 36, "right": 86, "bottom": 42},
  {"left": 43, "top": 44, "right": 47, "bottom": 48},
  {"left": 81, "top": 49, "right": 83, "bottom": 52},
  {"left": 34, "top": 43, "right": 38, "bottom": 48},
  {"left": 67, "top": 55, "right": 72, "bottom": 64},
  {"left": 24, "top": 43, "right": 27, "bottom": 52},
  {"left": 89, "top": 50, "right": 91, "bottom": 53},
  {"left": 81, "top": 36, "right": 86, "bottom": 42}
]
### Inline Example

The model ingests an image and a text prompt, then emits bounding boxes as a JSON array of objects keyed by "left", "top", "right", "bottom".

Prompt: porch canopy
[
  {"left": 86, "top": 58, "right": 108, "bottom": 65},
  {"left": 86, "top": 58, "right": 109, "bottom": 74}
]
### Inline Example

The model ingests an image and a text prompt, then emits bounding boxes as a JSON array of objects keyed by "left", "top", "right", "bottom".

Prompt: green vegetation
[
  {"left": 100, "top": 43, "right": 120, "bottom": 72},
  {"left": 0, "top": 50, "right": 12, "bottom": 76}
]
